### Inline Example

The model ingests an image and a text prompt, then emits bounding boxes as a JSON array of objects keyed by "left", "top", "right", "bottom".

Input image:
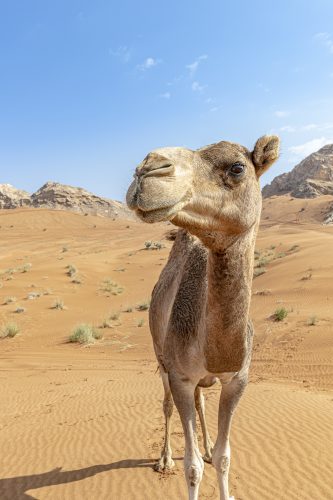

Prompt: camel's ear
[{"left": 252, "top": 135, "right": 280, "bottom": 177}]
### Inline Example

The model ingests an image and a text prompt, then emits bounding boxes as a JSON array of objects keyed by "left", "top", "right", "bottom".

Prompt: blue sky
[{"left": 0, "top": 0, "right": 333, "bottom": 200}]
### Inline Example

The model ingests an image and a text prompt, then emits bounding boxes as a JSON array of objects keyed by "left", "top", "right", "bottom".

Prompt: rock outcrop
[
  {"left": 263, "top": 144, "right": 333, "bottom": 198},
  {"left": 30, "top": 182, "right": 131, "bottom": 218},
  {"left": 0, "top": 184, "right": 31, "bottom": 209},
  {"left": 0, "top": 181, "right": 132, "bottom": 219}
]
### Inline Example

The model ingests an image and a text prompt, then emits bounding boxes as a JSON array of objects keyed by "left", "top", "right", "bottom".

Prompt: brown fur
[{"left": 126, "top": 134, "right": 280, "bottom": 499}]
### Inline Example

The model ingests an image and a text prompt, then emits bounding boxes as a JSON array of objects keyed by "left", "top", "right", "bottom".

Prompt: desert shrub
[
  {"left": 308, "top": 316, "right": 317, "bottom": 326},
  {"left": 15, "top": 306, "right": 26, "bottom": 314},
  {"left": 123, "top": 305, "right": 133, "bottom": 313},
  {"left": 136, "top": 301, "right": 150, "bottom": 311},
  {"left": 253, "top": 289, "right": 272, "bottom": 296},
  {"left": 137, "top": 319, "right": 144, "bottom": 327},
  {"left": 253, "top": 268, "right": 266, "bottom": 278},
  {"left": 276, "top": 252, "right": 286, "bottom": 259},
  {"left": 27, "top": 291, "right": 42, "bottom": 300},
  {"left": 62, "top": 246, "right": 69, "bottom": 253},
  {"left": 71, "top": 275, "right": 83, "bottom": 284},
  {"left": 101, "top": 279, "right": 124, "bottom": 295},
  {"left": 1, "top": 322, "right": 20, "bottom": 338},
  {"left": 21, "top": 263, "right": 32, "bottom": 273},
  {"left": 110, "top": 312, "right": 120, "bottom": 321},
  {"left": 144, "top": 241, "right": 165, "bottom": 250},
  {"left": 255, "top": 258, "right": 268, "bottom": 269},
  {"left": 4, "top": 296, "right": 16, "bottom": 304},
  {"left": 274, "top": 307, "right": 288, "bottom": 322},
  {"left": 301, "top": 272, "right": 312, "bottom": 281},
  {"left": 69, "top": 324, "right": 102, "bottom": 344},
  {"left": 66, "top": 264, "right": 77, "bottom": 277},
  {"left": 100, "top": 318, "right": 112, "bottom": 328},
  {"left": 52, "top": 298, "right": 65, "bottom": 310}
]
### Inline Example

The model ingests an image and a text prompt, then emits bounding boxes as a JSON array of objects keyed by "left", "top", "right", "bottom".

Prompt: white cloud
[
  {"left": 280, "top": 123, "right": 333, "bottom": 134},
  {"left": 314, "top": 32, "right": 333, "bottom": 54},
  {"left": 301, "top": 123, "right": 318, "bottom": 131},
  {"left": 210, "top": 105, "right": 223, "bottom": 113},
  {"left": 160, "top": 92, "right": 171, "bottom": 99},
  {"left": 186, "top": 55, "right": 208, "bottom": 77},
  {"left": 288, "top": 137, "right": 333, "bottom": 160},
  {"left": 280, "top": 125, "right": 295, "bottom": 132},
  {"left": 137, "top": 57, "right": 160, "bottom": 71},
  {"left": 274, "top": 110, "right": 290, "bottom": 118},
  {"left": 109, "top": 45, "right": 131, "bottom": 63},
  {"left": 191, "top": 81, "right": 206, "bottom": 92}
]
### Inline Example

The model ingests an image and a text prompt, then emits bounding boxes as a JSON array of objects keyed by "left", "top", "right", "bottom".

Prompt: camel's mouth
[{"left": 135, "top": 198, "right": 189, "bottom": 223}]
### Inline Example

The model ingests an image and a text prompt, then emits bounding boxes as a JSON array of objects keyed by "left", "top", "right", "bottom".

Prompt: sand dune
[{"left": 0, "top": 207, "right": 332, "bottom": 499}]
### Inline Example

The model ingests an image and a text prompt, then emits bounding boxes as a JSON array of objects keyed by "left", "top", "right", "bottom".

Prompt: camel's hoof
[
  {"left": 154, "top": 456, "right": 175, "bottom": 472},
  {"left": 202, "top": 452, "right": 212, "bottom": 464}
]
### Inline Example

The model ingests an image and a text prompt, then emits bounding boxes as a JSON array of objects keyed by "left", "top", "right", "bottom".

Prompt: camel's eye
[{"left": 229, "top": 163, "right": 245, "bottom": 177}]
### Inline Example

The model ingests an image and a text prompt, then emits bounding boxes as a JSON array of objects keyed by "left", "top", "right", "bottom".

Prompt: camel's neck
[{"left": 204, "top": 226, "right": 257, "bottom": 373}]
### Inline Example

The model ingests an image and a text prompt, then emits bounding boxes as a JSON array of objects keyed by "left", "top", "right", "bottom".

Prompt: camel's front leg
[
  {"left": 169, "top": 372, "right": 204, "bottom": 500},
  {"left": 212, "top": 374, "right": 248, "bottom": 500},
  {"left": 195, "top": 386, "right": 214, "bottom": 463},
  {"left": 155, "top": 370, "right": 175, "bottom": 472}
]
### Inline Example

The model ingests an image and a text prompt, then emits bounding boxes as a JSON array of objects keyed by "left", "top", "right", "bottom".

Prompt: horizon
[
  {"left": 1, "top": 1, "right": 333, "bottom": 201},
  {"left": 1, "top": 138, "right": 333, "bottom": 201}
]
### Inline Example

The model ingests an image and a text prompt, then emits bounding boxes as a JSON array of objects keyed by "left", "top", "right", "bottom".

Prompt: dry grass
[
  {"left": 1, "top": 322, "right": 20, "bottom": 338},
  {"left": 69, "top": 324, "right": 102, "bottom": 344},
  {"left": 100, "top": 279, "right": 124, "bottom": 295},
  {"left": 52, "top": 298, "right": 66, "bottom": 310}
]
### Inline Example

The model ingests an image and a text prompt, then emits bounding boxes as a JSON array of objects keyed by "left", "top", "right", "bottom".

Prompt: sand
[{"left": 0, "top": 207, "right": 332, "bottom": 500}]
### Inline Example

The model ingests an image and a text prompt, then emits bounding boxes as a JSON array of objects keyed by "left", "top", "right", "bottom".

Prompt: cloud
[
  {"left": 288, "top": 137, "right": 333, "bottom": 160},
  {"left": 314, "top": 32, "right": 333, "bottom": 54},
  {"left": 210, "top": 105, "right": 223, "bottom": 113},
  {"left": 274, "top": 110, "right": 290, "bottom": 118},
  {"left": 186, "top": 55, "right": 208, "bottom": 77},
  {"left": 301, "top": 123, "right": 318, "bottom": 131},
  {"left": 279, "top": 123, "right": 333, "bottom": 134},
  {"left": 109, "top": 45, "right": 131, "bottom": 63},
  {"left": 137, "top": 57, "right": 160, "bottom": 71},
  {"left": 280, "top": 125, "right": 296, "bottom": 132},
  {"left": 191, "top": 81, "right": 206, "bottom": 92},
  {"left": 159, "top": 92, "right": 171, "bottom": 99}
]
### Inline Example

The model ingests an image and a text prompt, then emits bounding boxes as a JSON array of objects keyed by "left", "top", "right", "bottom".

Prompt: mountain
[
  {"left": 0, "top": 184, "right": 30, "bottom": 209},
  {"left": 30, "top": 182, "right": 132, "bottom": 218},
  {"left": 263, "top": 144, "right": 333, "bottom": 199},
  {"left": 0, "top": 181, "right": 133, "bottom": 219}
]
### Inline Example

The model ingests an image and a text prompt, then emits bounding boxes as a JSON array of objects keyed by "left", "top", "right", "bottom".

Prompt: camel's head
[{"left": 126, "top": 135, "right": 279, "bottom": 241}]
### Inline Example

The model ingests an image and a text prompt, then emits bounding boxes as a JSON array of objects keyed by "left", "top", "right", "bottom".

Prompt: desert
[{"left": 0, "top": 163, "right": 333, "bottom": 499}]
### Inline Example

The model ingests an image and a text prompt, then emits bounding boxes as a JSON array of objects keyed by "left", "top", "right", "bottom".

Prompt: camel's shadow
[{"left": 0, "top": 458, "right": 159, "bottom": 500}]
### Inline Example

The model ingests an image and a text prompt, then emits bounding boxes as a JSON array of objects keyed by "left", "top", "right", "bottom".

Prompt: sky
[{"left": 0, "top": 0, "right": 333, "bottom": 201}]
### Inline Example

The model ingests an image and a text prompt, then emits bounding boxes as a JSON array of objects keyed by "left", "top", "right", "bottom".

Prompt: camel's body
[
  {"left": 150, "top": 229, "right": 253, "bottom": 381},
  {"left": 126, "top": 136, "right": 280, "bottom": 499}
]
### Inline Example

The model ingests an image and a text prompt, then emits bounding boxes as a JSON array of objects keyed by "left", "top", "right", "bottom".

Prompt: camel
[{"left": 126, "top": 135, "right": 280, "bottom": 500}]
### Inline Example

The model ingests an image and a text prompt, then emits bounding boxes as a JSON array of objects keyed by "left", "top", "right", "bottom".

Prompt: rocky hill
[
  {"left": 263, "top": 144, "right": 333, "bottom": 198},
  {"left": 0, "top": 184, "right": 31, "bottom": 209},
  {"left": 0, "top": 182, "right": 132, "bottom": 219}
]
